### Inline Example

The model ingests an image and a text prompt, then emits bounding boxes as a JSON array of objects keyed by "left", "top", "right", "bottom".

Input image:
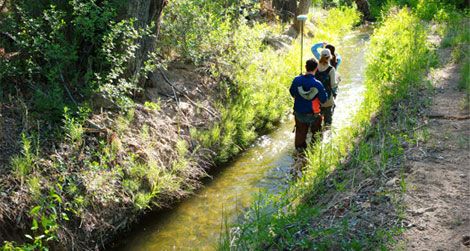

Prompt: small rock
[
  {"left": 386, "top": 178, "right": 398, "bottom": 187},
  {"left": 263, "top": 37, "right": 290, "bottom": 50},
  {"left": 91, "top": 93, "right": 118, "bottom": 109},
  {"left": 402, "top": 221, "right": 415, "bottom": 228},
  {"left": 177, "top": 101, "right": 191, "bottom": 111},
  {"left": 285, "top": 26, "right": 298, "bottom": 38},
  {"left": 462, "top": 235, "right": 470, "bottom": 247},
  {"left": 417, "top": 225, "right": 426, "bottom": 231},
  {"left": 460, "top": 173, "right": 467, "bottom": 178},
  {"left": 401, "top": 141, "right": 409, "bottom": 148}
]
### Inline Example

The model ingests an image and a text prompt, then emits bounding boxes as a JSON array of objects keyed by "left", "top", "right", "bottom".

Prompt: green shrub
[
  {"left": 314, "top": 6, "right": 362, "bottom": 43},
  {"left": 144, "top": 101, "right": 161, "bottom": 111},
  {"left": 0, "top": 0, "right": 157, "bottom": 121},
  {"left": 369, "top": 0, "right": 467, "bottom": 20},
  {"left": 11, "top": 134, "right": 36, "bottom": 181},
  {"left": 157, "top": 0, "right": 251, "bottom": 64}
]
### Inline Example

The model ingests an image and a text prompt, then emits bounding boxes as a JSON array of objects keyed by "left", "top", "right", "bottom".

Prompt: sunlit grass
[
  {"left": 194, "top": 6, "right": 360, "bottom": 164},
  {"left": 221, "top": 7, "right": 433, "bottom": 250}
]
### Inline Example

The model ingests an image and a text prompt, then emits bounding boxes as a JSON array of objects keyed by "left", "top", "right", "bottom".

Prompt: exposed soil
[
  {"left": 0, "top": 62, "right": 222, "bottom": 249},
  {"left": 0, "top": 102, "right": 23, "bottom": 174},
  {"left": 398, "top": 59, "right": 470, "bottom": 250}
]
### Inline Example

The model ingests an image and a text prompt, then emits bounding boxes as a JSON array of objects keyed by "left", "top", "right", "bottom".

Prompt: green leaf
[
  {"left": 50, "top": 193, "right": 62, "bottom": 204},
  {"left": 62, "top": 212, "right": 70, "bottom": 221},
  {"left": 31, "top": 219, "right": 39, "bottom": 231},
  {"left": 30, "top": 205, "right": 41, "bottom": 216}
]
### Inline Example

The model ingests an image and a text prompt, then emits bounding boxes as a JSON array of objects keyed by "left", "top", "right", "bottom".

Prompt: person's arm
[
  {"left": 329, "top": 68, "right": 337, "bottom": 98},
  {"left": 297, "top": 86, "right": 318, "bottom": 100},
  {"left": 336, "top": 53, "right": 342, "bottom": 70},
  {"left": 311, "top": 42, "right": 324, "bottom": 61},
  {"left": 289, "top": 78, "right": 298, "bottom": 98},
  {"left": 315, "top": 80, "right": 328, "bottom": 103}
]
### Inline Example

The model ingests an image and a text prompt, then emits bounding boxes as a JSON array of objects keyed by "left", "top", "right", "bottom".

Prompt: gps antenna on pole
[{"left": 297, "top": 15, "right": 308, "bottom": 75}]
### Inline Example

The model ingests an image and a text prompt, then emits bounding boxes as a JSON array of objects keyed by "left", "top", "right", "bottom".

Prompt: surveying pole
[{"left": 296, "top": 15, "right": 308, "bottom": 75}]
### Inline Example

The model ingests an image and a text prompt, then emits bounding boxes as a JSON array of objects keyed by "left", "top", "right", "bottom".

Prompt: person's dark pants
[
  {"left": 321, "top": 106, "right": 334, "bottom": 126},
  {"left": 295, "top": 113, "right": 322, "bottom": 150}
]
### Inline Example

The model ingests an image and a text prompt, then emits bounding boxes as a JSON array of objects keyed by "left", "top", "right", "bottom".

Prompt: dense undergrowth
[{"left": 220, "top": 5, "right": 448, "bottom": 250}]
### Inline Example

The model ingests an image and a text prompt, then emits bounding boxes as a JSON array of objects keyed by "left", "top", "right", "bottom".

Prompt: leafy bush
[
  {"left": 314, "top": 6, "right": 362, "bottom": 43},
  {"left": 0, "top": 0, "right": 157, "bottom": 119},
  {"left": 11, "top": 134, "right": 36, "bottom": 181},
  {"left": 158, "top": 0, "right": 254, "bottom": 64},
  {"left": 369, "top": 0, "right": 468, "bottom": 20}
]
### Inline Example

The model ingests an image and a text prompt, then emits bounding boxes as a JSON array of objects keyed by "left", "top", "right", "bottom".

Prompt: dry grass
[{"left": 0, "top": 63, "right": 221, "bottom": 249}]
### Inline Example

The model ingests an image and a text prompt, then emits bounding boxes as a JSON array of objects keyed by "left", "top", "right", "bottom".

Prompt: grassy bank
[
  {"left": 221, "top": 7, "right": 436, "bottom": 250},
  {"left": 0, "top": 3, "right": 360, "bottom": 250},
  {"left": 191, "top": 6, "right": 361, "bottom": 164}
]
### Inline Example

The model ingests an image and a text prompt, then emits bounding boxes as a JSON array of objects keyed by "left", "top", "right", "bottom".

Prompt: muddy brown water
[{"left": 116, "top": 28, "right": 371, "bottom": 251}]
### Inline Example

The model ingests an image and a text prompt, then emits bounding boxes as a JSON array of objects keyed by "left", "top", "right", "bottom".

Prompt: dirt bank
[
  {"left": 398, "top": 55, "right": 470, "bottom": 250},
  {"left": 0, "top": 62, "right": 221, "bottom": 249}
]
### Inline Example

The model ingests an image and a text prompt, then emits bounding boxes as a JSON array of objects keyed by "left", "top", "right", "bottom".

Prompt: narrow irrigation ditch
[{"left": 114, "top": 28, "right": 371, "bottom": 250}]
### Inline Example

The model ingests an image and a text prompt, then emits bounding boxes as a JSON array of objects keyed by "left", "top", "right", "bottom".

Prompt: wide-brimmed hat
[{"left": 321, "top": 48, "right": 331, "bottom": 58}]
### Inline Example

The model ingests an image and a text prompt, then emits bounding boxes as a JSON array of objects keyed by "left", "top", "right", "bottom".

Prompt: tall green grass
[
  {"left": 192, "top": 6, "right": 360, "bottom": 164},
  {"left": 221, "top": 8, "right": 432, "bottom": 250},
  {"left": 369, "top": 0, "right": 468, "bottom": 21},
  {"left": 432, "top": 7, "right": 469, "bottom": 102},
  {"left": 440, "top": 13, "right": 470, "bottom": 93}
]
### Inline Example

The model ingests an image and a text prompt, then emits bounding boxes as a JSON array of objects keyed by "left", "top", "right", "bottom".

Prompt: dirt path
[{"left": 399, "top": 59, "right": 470, "bottom": 249}]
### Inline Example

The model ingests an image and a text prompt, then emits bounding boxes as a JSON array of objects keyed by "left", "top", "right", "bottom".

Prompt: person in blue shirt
[
  {"left": 290, "top": 58, "right": 328, "bottom": 151},
  {"left": 311, "top": 42, "right": 342, "bottom": 70}
]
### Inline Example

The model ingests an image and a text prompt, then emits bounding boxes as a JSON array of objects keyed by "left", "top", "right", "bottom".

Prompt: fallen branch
[
  {"left": 157, "top": 67, "right": 218, "bottom": 118},
  {"left": 181, "top": 93, "right": 219, "bottom": 119},
  {"left": 60, "top": 72, "right": 78, "bottom": 106},
  {"left": 0, "top": 32, "right": 17, "bottom": 43},
  {"left": 158, "top": 67, "right": 180, "bottom": 104},
  {"left": 427, "top": 114, "right": 470, "bottom": 120}
]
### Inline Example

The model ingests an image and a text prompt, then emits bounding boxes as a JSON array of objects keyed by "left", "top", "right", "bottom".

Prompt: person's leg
[
  {"left": 295, "top": 116, "right": 309, "bottom": 150},
  {"left": 310, "top": 115, "right": 323, "bottom": 144},
  {"left": 321, "top": 106, "right": 333, "bottom": 126}
]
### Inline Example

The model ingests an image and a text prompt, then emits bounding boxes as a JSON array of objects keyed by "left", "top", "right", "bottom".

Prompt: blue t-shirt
[
  {"left": 289, "top": 74, "right": 328, "bottom": 113},
  {"left": 311, "top": 42, "right": 342, "bottom": 70}
]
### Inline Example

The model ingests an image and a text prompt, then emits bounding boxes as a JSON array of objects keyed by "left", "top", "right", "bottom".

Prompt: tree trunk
[
  {"left": 272, "top": 0, "right": 297, "bottom": 22},
  {"left": 293, "top": 0, "right": 310, "bottom": 32},
  {"left": 355, "top": 0, "right": 372, "bottom": 21},
  {"left": 260, "top": 0, "right": 277, "bottom": 21},
  {"left": 126, "top": 0, "right": 166, "bottom": 87}
]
